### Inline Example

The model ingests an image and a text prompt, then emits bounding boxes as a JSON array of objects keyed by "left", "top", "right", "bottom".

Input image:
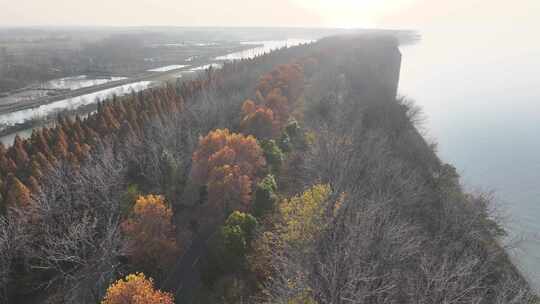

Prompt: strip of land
[{"left": 0, "top": 45, "right": 252, "bottom": 116}]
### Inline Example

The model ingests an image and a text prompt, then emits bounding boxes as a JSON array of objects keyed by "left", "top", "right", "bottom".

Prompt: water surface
[
  {"left": 0, "top": 39, "right": 306, "bottom": 145},
  {"left": 0, "top": 75, "right": 127, "bottom": 106},
  {"left": 398, "top": 29, "right": 540, "bottom": 291},
  {"left": 0, "top": 81, "right": 153, "bottom": 145},
  {"left": 147, "top": 65, "right": 189, "bottom": 72},
  {"left": 215, "top": 39, "right": 314, "bottom": 61},
  {"left": 40, "top": 75, "right": 127, "bottom": 90}
]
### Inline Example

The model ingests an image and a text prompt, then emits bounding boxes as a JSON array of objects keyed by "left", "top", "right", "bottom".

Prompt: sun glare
[{"left": 292, "top": 0, "right": 418, "bottom": 28}]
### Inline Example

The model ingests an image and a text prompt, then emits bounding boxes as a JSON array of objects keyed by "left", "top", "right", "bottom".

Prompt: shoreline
[
  {"left": 0, "top": 44, "right": 259, "bottom": 146},
  {"left": 0, "top": 39, "right": 317, "bottom": 146},
  {"left": 0, "top": 44, "right": 253, "bottom": 116}
]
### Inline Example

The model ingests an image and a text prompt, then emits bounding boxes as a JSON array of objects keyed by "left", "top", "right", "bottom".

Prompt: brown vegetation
[
  {"left": 0, "top": 35, "right": 535, "bottom": 304},
  {"left": 191, "top": 128, "right": 266, "bottom": 213},
  {"left": 121, "top": 195, "right": 179, "bottom": 275}
]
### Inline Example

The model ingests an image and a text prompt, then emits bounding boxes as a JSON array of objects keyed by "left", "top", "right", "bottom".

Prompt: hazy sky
[{"left": 0, "top": 0, "right": 538, "bottom": 29}]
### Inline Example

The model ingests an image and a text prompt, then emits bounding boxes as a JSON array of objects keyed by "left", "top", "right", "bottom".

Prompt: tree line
[{"left": 0, "top": 38, "right": 317, "bottom": 302}]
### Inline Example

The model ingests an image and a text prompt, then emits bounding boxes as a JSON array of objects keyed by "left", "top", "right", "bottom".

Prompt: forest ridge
[{"left": 0, "top": 35, "right": 537, "bottom": 303}]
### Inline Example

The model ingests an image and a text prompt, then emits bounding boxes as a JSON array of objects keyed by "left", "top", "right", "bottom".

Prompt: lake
[{"left": 398, "top": 28, "right": 540, "bottom": 291}]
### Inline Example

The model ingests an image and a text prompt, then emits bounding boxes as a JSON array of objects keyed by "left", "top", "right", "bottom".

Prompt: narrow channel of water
[
  {"left": 0, "top": 76, "right": 128, "bottom": 106},
  {"left": 215, "top": 39, "right": 314, "bottom": 61},
  {"left": 147, "top": 65, "right": 189, "bottom": 72},
  {"left": 0, "top": 81, "right": 153, "bottom": 145},
  {"left": 40, "top": 75, "right": 127, "bottom": 90},
  {"left": 0, "top": 38, "right": 315, "bottom": 146}
]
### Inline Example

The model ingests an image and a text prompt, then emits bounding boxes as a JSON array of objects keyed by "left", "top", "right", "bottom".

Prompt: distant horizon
[
  {"left": 0, "top": 25, "right": 392, "bottom": 30},
  {"left": 2, "top": 0, "right": 538, "bottom": 31}
]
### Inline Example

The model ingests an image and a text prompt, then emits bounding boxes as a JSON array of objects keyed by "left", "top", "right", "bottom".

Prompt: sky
[
  {"left": 0, "top": 0, "right": 538, "bottom": 29},
  {"left": 0, "top": 0, "right": 540, "bottom": 28}
]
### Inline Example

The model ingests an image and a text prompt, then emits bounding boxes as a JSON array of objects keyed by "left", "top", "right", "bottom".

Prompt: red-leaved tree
[
  {"left": 240, "top": 100, "right": 277, "bottom": 140},
  {"left": 121, "top": 195, "right": 179, "bottom": 273},
  {"left": 191, "top": 129, "right": 265, "bottom": 213}
]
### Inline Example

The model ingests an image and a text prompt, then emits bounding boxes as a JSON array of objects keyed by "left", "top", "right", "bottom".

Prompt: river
[
  {"left": 398, "top": 29, "right": 540, "bottom": 291},
  {"left": 0, "top": 39, "right": 313, "bottom": 146},
  {"left": 215, "top": 39, "right": 314, "bottom": 60}
]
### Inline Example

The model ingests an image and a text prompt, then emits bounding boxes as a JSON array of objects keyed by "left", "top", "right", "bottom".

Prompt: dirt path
[{"left": 161, "top": 224, "right": 217, "bottom": 304}]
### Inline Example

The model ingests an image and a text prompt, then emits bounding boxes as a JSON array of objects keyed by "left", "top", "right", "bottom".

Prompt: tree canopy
[
  {"left": 101, "top": 273, "right": 174, "bottom": 304},
  {"left": 121, "top": 195, "right": 179, "bottom": 273},
  {"left": 191, "top": 129, "right": 266, "bottom": 213}
]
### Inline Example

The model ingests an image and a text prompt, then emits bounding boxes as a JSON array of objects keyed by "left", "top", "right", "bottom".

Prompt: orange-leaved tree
[
  {"left": 250, "top": 64, "right": 305, "bottom": 134},
  {"left": 263, "top": 88, "right": 290, "bottom": 131},
  {"left": 207, "top": 164, "right": 253, "bottom": 212},
  {"left": 5, "top": 174, "right": 31, "bottom": 207},
  {"left": 240, "top": 99, "right": 276, "bottom": 140},
  {"left": 191, "top": 129, "right": 265, "bottom": 213},
  {"left": 101, "top": 273, "right": 174, "bottom": 304},
  {"left": 121, "top": 195, "right": 179, "bottom": 273},
  {"left": 257, "top": 64, "right": 304, "bottom": 104}
]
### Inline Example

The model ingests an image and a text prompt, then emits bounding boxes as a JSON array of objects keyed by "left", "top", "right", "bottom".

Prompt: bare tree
[
  {"left": 13, "top": 146, "right": 127, "bottom": 303},
  {"left": 263, "top": 53, "right": 536, "bottom": 303},
  {"left": 0, "top": 213, "right": 28, "bottom": 302}
]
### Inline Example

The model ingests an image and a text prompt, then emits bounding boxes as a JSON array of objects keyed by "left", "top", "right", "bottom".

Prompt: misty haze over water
[{"left": 399, "top": 28, "right": 540, "bottom": 290}]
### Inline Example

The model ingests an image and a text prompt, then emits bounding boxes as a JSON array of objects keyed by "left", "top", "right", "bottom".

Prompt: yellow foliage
[
  {"left": 287, "top": 290, "right": 317, "bottom": 304},
  {"left": 304, "top": 131, "right": 317, "bottom": 146},
  {"left": 101, "top": 273, "right": 174, "bottom": 304},
  {"left": 132, "top": 194, "right": 170, "bottom": 216},
  {"left": 248, "top": 231, "right": 281, "bottom": 280},
  {"left": 278, "top": 184, "right": 331, "bottom": 246}
]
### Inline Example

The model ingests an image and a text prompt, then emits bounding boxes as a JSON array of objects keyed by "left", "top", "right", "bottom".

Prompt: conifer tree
[{"left": 5, "top": 174, "right": 31, "bottom": 207}]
